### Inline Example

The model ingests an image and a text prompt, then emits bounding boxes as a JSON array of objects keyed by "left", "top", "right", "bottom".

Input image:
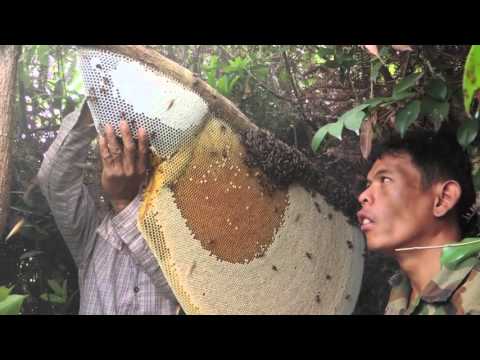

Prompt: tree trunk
[{"left": 0, "top": 45, "right": 20, "bottom": 237}]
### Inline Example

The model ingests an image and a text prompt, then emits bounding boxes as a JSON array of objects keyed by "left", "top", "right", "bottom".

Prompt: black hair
[{"left": 368, "top": 128, "right": 477, "bottom": 237}]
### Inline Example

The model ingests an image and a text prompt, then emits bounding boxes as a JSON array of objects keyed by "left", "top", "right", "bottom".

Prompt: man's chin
[{"left": 365, "top": 236, "right": 396, "bottom": 254}]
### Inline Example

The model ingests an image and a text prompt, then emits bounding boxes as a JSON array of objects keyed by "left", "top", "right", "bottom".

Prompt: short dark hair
[{"left": 368, "top": 128, "right": 477, "bottom": 237}]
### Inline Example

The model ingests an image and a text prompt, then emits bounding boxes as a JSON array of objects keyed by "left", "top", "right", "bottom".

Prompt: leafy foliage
[
  {"left": 0, "top": 286, "right": 26, "bottom": 315},
  {"left": 463, "top": 45, "right": 480, "bottom": 116},
  {"left": 2, "top": 44, "right": 476, "bottom": 315}
]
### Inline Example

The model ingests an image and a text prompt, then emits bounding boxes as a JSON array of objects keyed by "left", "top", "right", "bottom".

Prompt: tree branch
[
  {"left": 24, "top": 125, "right": 60, "bottom": 134},
  {"left": 282, "top": 50, "right": 311, "bottom": 125},
  {"left": 218, "top": 45, "right": 294, "bottom": 104}
]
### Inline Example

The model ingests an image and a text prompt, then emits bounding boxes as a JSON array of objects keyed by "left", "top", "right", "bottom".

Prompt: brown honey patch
[{"left": 172, "top": 119, "right": 288, "bottom": 264}]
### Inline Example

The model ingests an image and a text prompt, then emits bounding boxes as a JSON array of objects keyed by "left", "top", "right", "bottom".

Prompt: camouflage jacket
[{"left": 384, "top": 254, "right": 480, "bottom": 315}]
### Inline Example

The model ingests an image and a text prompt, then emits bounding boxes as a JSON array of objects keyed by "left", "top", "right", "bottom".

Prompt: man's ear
[{"left": 433, "top": 180, "right": 462, "bottom": 218}]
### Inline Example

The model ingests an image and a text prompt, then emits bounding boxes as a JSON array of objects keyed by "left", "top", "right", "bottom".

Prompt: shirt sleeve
[
  {"left": 37, "top": 101, "right": 99, "bottom": 267},
  {"left": 99, "top": 194, "right": 176, "bottom": 301}
]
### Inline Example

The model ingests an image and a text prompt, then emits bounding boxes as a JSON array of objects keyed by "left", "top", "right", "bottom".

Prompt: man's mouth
[{"left": 357, "top": 211, "right": 375, "bottom": 231}]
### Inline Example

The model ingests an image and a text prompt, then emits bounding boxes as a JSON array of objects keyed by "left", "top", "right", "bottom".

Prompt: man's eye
[{"left": 381, "top": 176, "right": 392, "bottom": 183}]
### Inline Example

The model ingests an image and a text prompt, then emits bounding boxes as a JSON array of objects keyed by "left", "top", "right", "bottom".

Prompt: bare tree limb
[
  {"left": 282, "top": 50, "right": 311, "bottom": 125},
  {"left": 0, "top": 45, "right": 21, "bottom": 236}
]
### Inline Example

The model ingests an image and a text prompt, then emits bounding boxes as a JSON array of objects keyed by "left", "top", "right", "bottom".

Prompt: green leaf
[
  {"left": 224, "top": 57, "right": 250, "bottom": 73},
  {"left": 342, "top": 111, "right": 367, "bottom": 135},
  {"left": 463, "top": 45, "right": 480, "bottom": 116},
  {"left": 371, "top": 60, "right": 382, "bottom": 82},
  {"left": 217, "top": 76, "right": 228, "bottom": 95},
  {"left": 227, "top": 75, "right": 241, "bottom": 94},
  {"left": 47, "top": 280, "right": 65, "bottom": 297},
  {"left": 205, "top": 56, "right": 219, "bottom": 87},
  {"left": 311, "top": 119, "right": 345, "bottom": 151},
  {"left": 328, "top": 120, "right": 344, "bottom": 140},
  {"left": 363, "top": 97, "right": 388, "bottom": 108},
  {"left": 457, "top": 117, "right": 479, "bottom": 148},
  {"left": 391, "top": 90, "right": 416, "bottom": 102},
  {"left": 473, "top": 168, "right": 480, "bottom": 192},
  {"left": 421, "top": 97, "right": 450, "bottom": 122},
  {"left": 316, "top": 47, "right": 335, "bottom": 59},
  {"left": 347, "top": 103, "right": 370, "bottom": 113},
  {"left": 66, "top": 67, "right": 84, "bottom": 94},
  {"left": 0, "top": 286, "right": 13, "bottom": 302},
  {"left": 0, "top": 294, "right": 27, "bottom": 315},
  {"left": 425, "top": 79, "right": 448, "bottom": 101},
  {"left": 311, "top": 125, "right": 329, "bottom": 152},
  {"left": 395, "top": 100, "right": 421, "bottom": 138},
  {"left": 441, "top": 238, "right": 480, "bottom": 269},
  {"left": 40, "top": 293, "right": 66, "bottom": 304},
  {"left": 205, "top": 55, "right": 218, "bottom": 71},
  {"left": 381, "top": 92, "right": 416, "bottom": 107},
  {"left": 37, "top": 45, "right": 50, "bottom": 67},
  {"left": 393, "top": 72, "right": 423, "bottom": 97}
]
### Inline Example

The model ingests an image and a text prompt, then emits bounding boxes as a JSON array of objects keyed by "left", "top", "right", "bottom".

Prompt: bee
[
  {"left": 315, "top": 295, "right": 321, "bottom": 304},
  {"left": 96, "top": 64, "right": 103, "bottom": 70},
  {"left": 272, "top": 265, "right": 278, "bottom": 272},
  {"left": 167, "top": 99, "right": 175, "bottom": 111},
  {"left": 220, "top": 125, "right": 227, "bottom": 134},
  {"left": 347, "top": 241, "right": 353, "bottom": 249},
  {"left": 222, "top": 149, "right": 228, "bottom": 158},
  {"left": 150, "top": 132, "right": 157, "bottom": 140},
  {"left": 328, "top": 213, "right": 333, "bottom": 220},
  {"left": 314, "top": 202, "right": 322, "bottom": 213},
  {"left": 295, "top": 214, "right": 301, "bottom": 223},
  {"left": 326, "top": 274, "right": 332, "bottom": 280},
  {"left": 305, "top": 252, "right": 312, "bottom": 260},
  {"left": 345, "top": 294, "right": 351, "bottom": 301},
  {"left": 188, "top": 261, "right": 197, "bottom": 276},
  {"left": 87, "top": 95, "right": 98, "bottom": 103}
]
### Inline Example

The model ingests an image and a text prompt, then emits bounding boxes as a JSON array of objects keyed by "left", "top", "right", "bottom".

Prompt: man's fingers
[
  {"left": 119, "top": 120, "right": 136, "bottom": 175},
  {"left": 104, "top": 124, "right": 123, "bottom": 162},
  {"left": 99, "top": 135, "right": 113, "bottom": 166},
  {"left": 137, "top": 127, "right": 148, "bottom": 175}
]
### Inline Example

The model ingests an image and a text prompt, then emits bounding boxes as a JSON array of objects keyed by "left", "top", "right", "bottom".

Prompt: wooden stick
[{"left": 395, "top": 238, "right": 480, "bottom": 252}]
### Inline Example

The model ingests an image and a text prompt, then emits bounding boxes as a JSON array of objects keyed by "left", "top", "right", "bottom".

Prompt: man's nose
[{"left": 357, "top": 188, "right": 371, "bottom": 206}]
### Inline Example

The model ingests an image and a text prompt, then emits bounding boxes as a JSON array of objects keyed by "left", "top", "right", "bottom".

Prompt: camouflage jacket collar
[{"left": 386, "top": 254, "right": 480, "bottom": 315}]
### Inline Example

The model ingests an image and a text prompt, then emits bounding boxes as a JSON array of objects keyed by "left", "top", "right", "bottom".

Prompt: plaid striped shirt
[{"left": 37, "top": 103, "right": 179, "bottom": 314}]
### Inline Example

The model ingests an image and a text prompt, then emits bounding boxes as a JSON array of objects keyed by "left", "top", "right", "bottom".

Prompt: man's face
[{"left": 357, "top": 153, "right": 438, "bottom": 253}]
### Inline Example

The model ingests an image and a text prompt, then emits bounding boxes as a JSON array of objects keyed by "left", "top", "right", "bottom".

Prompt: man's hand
[{"left": 99, "top": 120, "right": 149, "bottom": 214}]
